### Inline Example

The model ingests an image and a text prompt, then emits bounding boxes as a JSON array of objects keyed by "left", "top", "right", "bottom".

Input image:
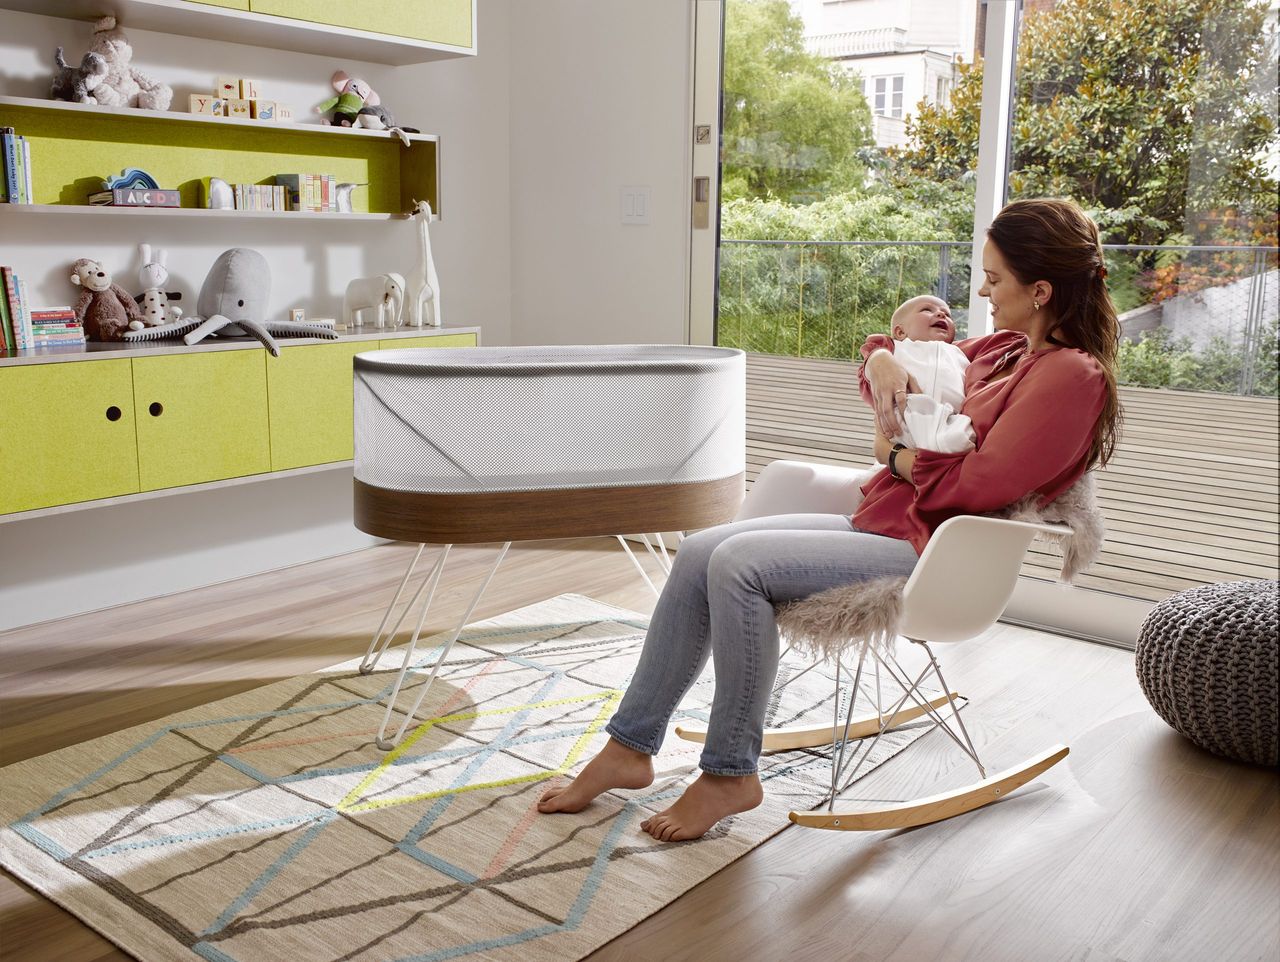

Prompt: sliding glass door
[{"left": 690, "top": 0, "right": 1279, "bottom": 641}]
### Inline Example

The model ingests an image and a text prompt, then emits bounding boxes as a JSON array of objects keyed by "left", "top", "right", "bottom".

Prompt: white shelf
[
  {"left": 0, "top": 203, "right": 408, "bottom": 221},
  {"left": 0, "top": 95, "right": 439, "bottom": 146},
  {"left": 0, "top": 0, "right": 475, "bottom": 66}
]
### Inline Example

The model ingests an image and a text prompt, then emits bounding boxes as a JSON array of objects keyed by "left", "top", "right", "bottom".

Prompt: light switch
[{"left": 621, "top": 186, "right": 652, "bottom": 225}]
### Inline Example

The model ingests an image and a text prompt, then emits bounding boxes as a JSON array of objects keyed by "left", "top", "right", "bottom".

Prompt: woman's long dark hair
[{"left": 987, "top": 198, "right": 1122, "bottom": 468}]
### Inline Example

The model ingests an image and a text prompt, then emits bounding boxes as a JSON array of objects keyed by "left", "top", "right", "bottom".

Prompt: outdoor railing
[{"left": 717, "top": 239, "right": 1279, "bottom": 396}]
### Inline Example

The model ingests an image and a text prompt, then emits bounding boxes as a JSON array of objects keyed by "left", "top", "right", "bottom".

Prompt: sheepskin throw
[{"left": 776, "top": 474, "right": 1105, "bottom": 662}]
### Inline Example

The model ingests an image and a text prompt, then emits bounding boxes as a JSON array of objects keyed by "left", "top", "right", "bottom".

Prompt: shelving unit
[
  {"left": 0, "top": 203, "right": 409, "bottom": 222},
  {"left": 0, "top": 95, "right": 440, "bottom": 217},
  {"left": 0, "top": 0, "right": 476, "bottom": 65}
]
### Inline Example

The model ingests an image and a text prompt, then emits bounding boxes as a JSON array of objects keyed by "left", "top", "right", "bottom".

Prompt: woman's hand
[{"left": 865, "top": 349, "right": 920, "bottom": 438}]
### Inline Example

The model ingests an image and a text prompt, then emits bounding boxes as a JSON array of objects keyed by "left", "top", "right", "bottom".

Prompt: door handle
[{"left": 692, "top": 176, "right": 710, "bottom": 230}]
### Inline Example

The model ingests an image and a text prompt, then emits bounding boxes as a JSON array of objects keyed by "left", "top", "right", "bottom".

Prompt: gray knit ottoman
[{"left": 1136, "top": 580, "right": 1278, "bottom": 766}]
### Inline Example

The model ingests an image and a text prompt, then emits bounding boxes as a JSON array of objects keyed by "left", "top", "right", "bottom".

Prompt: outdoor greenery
[
  {"left": 717, "top": 0, "right": 1279, "bottom": 396},
  {"left": 721, "top": 0, "right": 874, "bottom": 203},
  {"left": 1117, "top": 323, "right": 1279, "bottom": 396},
  {"left": 904, "top": 0, "right": 1278, "bottom": 247}
]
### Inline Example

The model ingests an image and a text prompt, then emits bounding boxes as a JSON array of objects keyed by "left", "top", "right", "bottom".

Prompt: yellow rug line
[{"left": 338, "top": 690, "right": 622, "bottom": 813}]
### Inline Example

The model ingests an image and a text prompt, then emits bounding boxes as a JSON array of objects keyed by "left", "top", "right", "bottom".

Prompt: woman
[{"left": 538, "top": 198, "right": 1121, "bottom": 842}]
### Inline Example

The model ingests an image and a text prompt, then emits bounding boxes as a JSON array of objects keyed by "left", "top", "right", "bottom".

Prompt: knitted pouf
[{"left": 1136, "top": 580, "right": 1279, "bottom": 766}]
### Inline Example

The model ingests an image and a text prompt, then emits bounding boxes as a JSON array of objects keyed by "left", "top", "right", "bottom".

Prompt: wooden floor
[
  {"left": 1, "top": 539, "right": 1276, "bottom": 962},
  {"left": 746, "top": 353, "right": 1280, "bottom": 602}
]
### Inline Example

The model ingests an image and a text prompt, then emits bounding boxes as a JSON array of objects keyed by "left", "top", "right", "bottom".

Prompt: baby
[{"left": 882, "top": 294, "right": 975, "bottom": 454}]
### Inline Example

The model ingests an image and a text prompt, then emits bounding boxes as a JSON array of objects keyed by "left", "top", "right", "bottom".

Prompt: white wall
[
  {"left": 0, "top": 3, "right": 513, "bottom": 629},
  {"left": 506, "top": 0, "right": 692, "bottom": 347}
]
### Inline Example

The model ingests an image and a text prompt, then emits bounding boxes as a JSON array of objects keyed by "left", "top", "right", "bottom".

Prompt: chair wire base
[{"left": 822, "top": 639, "right": 986, "bottom": 809}]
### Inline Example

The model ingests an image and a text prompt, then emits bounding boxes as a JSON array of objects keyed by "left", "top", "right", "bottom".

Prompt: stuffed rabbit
[{"left": 135, "top": 244, "right": 182, "bottom": 327}]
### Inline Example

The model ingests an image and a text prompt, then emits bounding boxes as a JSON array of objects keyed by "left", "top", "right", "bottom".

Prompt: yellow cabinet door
[
  {"left": 187, "top": 0, "right": 250, "bottom": 9},
  {"left": 0, "top": 360, "right": 139, "bottom": 514},
  {"left": 132, "top": 351, "right": 271, "bottom": 491},
  {"left": 267, "top": 340, "right": 363, "bottom": 471},
  {"left": 249, "top": 0, "right": 473, "bottom": 47},
  {"left": 376, "top": 334, "right": 477, "bottom": 350}
]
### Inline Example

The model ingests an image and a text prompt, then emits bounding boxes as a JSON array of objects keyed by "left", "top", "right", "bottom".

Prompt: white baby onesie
[{"left": 890, "top": 339, "right": 975, "bottom": 454}]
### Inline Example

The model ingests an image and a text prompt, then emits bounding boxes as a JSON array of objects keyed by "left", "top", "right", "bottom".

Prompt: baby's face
[{"left": 894, "top": 297, "right": 955, "bottom": 342}]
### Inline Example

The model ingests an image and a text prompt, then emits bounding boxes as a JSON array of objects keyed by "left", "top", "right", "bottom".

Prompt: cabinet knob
[
  {"left": 105, "top": 405, "right": 122, "bottom": 422},
  {"left": 149, "top": 402, "right": 164, "bottom": 417}
]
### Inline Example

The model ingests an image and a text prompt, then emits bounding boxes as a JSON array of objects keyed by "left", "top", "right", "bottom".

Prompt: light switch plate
[{"left": 620, "top": 186, "right": 652, "bottom": 225}]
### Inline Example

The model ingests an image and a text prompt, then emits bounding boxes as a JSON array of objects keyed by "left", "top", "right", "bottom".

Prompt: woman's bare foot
[
  {"left": 537, "top": 738, "right": 655, "bottom": 814},
  {"left": 640, "top": 772, "right": 764, "bottom": 842}
]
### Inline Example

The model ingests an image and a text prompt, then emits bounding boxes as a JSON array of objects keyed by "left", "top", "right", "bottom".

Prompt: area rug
[{"left": 0, "top": 593, "right": 935, "bottom": 962}]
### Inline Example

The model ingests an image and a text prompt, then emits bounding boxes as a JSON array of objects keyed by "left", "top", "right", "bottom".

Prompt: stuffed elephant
[{"left": 343, "top": 273, "right": 406, "bottom": 329}]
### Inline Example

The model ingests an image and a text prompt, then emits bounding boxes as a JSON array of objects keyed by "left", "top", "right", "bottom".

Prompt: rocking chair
[{"left": 675, "top": 459, "right": 1075, "bottom": 831}]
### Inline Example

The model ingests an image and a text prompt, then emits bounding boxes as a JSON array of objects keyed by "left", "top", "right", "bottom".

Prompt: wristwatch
[{"left": 888, "top": 442, "right": 907, "bottom": 480}]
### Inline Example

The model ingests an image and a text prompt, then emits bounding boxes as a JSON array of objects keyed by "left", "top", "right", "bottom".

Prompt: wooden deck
[{"left": 745, "top": 353, "right": 1280, "bottom": 602}]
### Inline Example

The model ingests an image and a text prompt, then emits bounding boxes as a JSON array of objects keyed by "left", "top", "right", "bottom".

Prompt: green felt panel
[
  {"left": 0, "top": 103, "right": 441, "bottom": 214},
  {"left": 132, "top": 350, "right": 271, "bottom": 491},
  {"left": 251, "top": 0, "right": 473, "bottom": 47},
  {"left": 0, "top": 359, "right": 140, "bottom": 514},
  {"left": 267, "top": 340, "right": 363, "bottom": 470},
  {"left": 378, "top": 334, "right": 476, "bottom": 350}
]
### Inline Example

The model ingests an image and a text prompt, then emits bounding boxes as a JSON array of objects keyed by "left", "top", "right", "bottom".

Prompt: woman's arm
[
  {"left": 910, "top": 354, "right": 1105, "bottom": 513},
  {"left": 873, "top": 430, "right": 918, "bottom": 478}
]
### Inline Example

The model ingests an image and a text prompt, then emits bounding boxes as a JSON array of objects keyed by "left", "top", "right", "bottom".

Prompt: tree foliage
[
  {"left": 718, "top": 194, "right": 970, "bottom": 359},
  {"left": 721, "top": 0, "right": 874, "bottom": 203},
  {"left": 900, "top": 0, "right": 1278, "bottom": 245}
]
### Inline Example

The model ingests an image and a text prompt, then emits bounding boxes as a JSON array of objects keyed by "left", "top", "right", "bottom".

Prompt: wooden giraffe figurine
[{"left": 405, "top": 199, "right": 441, "bottom": 327}]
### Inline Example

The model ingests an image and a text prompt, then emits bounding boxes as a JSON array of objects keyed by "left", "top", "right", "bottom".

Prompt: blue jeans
[{"left": 605, "top": 514, "right": 919, "bottom": 776}]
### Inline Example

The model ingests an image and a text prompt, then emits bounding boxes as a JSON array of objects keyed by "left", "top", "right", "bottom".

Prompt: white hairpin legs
[
  {"left": 616, "top": 535, "right": 661, "bottom": 598},
  {"left": 367, "top": 542, "right": 511, "bottom": 751}
]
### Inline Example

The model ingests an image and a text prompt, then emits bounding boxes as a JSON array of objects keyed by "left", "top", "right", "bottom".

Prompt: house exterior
[{"left": 793, "top": 0, "right": 978, "bottom": 148}]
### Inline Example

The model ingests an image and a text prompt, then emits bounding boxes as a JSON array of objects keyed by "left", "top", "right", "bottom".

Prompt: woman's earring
[{"left": 1033, "top": 300, "right": 1040, "bottom": 311}]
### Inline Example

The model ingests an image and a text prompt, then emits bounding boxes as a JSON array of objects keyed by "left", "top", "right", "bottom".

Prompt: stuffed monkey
[{"left": 71, "top": 257, "right": 143, "bottom": 341}]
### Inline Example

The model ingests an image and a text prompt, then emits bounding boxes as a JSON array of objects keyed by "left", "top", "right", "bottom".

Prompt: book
[
  {"left": 3, "top": 267, "right": 24, "bottom": 348},
  {"left": 11, "top": 135, "right": 27, "bottom": 204},
  {"left": 0, "top": 268, "right": 13, "bottom": 352},
  {"left": 273, "top": 174, "right": 302, "bottom": 211},
  {"left": 2, "top": 130, "right": 20, "bottom": 204},
  {"left": 21, "top": 138, "right": 32, "bottom": 204},
  {"left": 14, "top": 274, "right": 33, "bottom": 348},
  {"left": 89, "top": 188, "right": 181, "bottom": 207}
]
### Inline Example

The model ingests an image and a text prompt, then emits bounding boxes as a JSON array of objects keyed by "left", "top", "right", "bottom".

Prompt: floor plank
[{"left": 1, "top": 540, "right": 1276, "bottom": 962}]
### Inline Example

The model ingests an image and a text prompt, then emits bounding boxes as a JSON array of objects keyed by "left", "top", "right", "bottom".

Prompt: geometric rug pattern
[{"left": 0, "top": 594, "right": 933, "bottom": 962}]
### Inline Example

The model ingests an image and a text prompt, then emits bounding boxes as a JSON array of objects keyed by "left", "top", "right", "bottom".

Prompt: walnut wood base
[{"left": 353, "top": 473, "right": 745, "bottom": 544}]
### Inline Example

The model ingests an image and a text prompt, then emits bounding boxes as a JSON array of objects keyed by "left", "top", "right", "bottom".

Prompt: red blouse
[{"left": 852, "top": 330, "right": 1106, "bottom": 555}]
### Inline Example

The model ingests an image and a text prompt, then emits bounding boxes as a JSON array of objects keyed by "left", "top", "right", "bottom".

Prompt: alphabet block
[
  {"left": 225, "top": 98, "right": 251, "bottom": 119},
  {"left": 215, "top": 76, "right": 239, "bottom": 98},
  {"left": 275, "top": 104, "right": 295, "bottom": 122},
  {"left": 239, "top": 78, "right": 260, "bottom": 99},
  {"left": 188, "top": 94, "right": 223, "bottom": 115},
  {"left": 251, "top": 99, "right": 276, "bottom": 120}
]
